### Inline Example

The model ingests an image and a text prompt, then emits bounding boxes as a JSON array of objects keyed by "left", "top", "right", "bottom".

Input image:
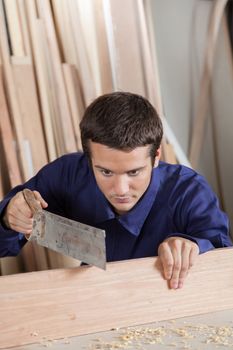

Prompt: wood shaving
[
  {"left": 87, "top": 321, "right": 233, "bottom": 349},
  {"left": 30, "top": 331, "right": 39, "bottom": 336}
]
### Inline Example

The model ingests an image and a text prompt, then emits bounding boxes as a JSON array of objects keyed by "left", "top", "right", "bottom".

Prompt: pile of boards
[
  {"left": 0, "top": 0, "right": 175, "bottom": 197},
  {"left": 0, "top": 0, "right": 176, "bottom": 274}
]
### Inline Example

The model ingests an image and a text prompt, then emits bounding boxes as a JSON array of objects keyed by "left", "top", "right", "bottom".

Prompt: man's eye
[
  {"left": 101, "top": 169, "right": 112, "bottom": 176},
  {"left": 128, "top": 170, "right": 140, "bottom": 176}
]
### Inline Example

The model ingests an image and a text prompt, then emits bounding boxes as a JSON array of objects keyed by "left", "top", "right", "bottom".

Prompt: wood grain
[
  {"left": 0, "top": 65, "right": 22, "bottom": 187},
  {"left": 25, "top": 1, "right": 57, "bottom": 161},
  {"left": 3, "top": 0, "right": 25, "bottom": 56},
  {"left": 189, "top": 0, "right": 228, "bottom": 168},
  {"left": 11, "top": 56, "right": 48, "bottom": 173},
  {"left": 36, "top": 0, "right": 77, "bottom": 155},
  {"left": 0, "top": 248, "right": 233, "bottom": 349},
  {"left": 107, "top": 0, "right": 145, "bottom": 95},
  {"left": 62, "top": 63, "right": 84, "bottom": 151},
  {"left": 0, "top": 1, "right": 29, "bottom": 180}
]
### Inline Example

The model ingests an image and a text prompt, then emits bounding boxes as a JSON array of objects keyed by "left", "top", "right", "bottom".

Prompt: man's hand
[
  {"left": 3, "top": 190, "right": 48, "bottom": 236},
  {"left": 158, "top": 237, "right": 199, "bottom": 289}
]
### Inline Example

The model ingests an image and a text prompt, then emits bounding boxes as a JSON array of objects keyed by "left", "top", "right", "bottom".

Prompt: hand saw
[{"left": 23, "top": 189, "right": 106, "bottom": 270}]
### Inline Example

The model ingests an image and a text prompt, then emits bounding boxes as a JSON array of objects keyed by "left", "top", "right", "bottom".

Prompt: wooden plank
[
  {"left": 62, "top": 63, "right": 84, "bottom": 151},
  {"left": 0, "top": 248, "right": 233, "bottom": 349},
  {"left": 105, "top": 0, "right": 145, "bottom": 95},
  {"left": 36, "top": 0, "right": 76, "bottom": 155},
  {"left": 93, "top": 0, "right": 113, "bottom": 93},
  {"left": 0, "top": 1, "right": 30, "bottom": 180},
  {"left": 161, "top": 142, "right": 177, "bottom": 164},
  {"left": 46, "top": 249, "right": 81, "bottom": 270},
  {"left": 67, "top": 0, "right": 97, "bottom": 105},
  {"left": 0, "top": 256, "right": 23, "bottom": 276},
  {"left": 136, "top": 0, "right": 161, "bottom": 112},
  {"left": 75, "top": 0, "right": 102, "bottom": 96},
  {"left": 143, "top": 0, "right": 163, "bottom": 116},
  {"left": 16, "top": 0, "right": 31, "bottom": 56},
  {"left": 0, "top": 56, "right": 44, "bottom": 273},
  {"left": 51, "top": 0, "right": 78, "bottom": 65},
  {"left": 11, "top": 56, "right": 48, "bottom": 173},
  {"left": 0, "top": 64, "right": 22, "bottom": 187},
  {"left": 189, "top": 0, "right": 228, "bottom": 168},
  {"left": 3, "top": 0, "right": 25, "bottom": 56},
  {"left": 9, "top": 309, "right": 233, "bottom": 350},
  {"left": 0, "top": 175, "right": 3, "bottom": 200},
  {"left": 139, "top": 0, "right": 178, "bottom": 164},
  {"left": 25, "top": 0, "right": 57, "bottom": 161},
  {"left": 0, "top": 62, "right": 30, "bottom": 274},
  {"left": 0, "top": 139, "right": 4, "bottom": 200}
]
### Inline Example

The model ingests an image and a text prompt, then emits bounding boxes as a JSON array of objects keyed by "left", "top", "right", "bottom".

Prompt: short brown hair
[{"left": 80, "top": 91, "right": 163, "bottom": 162}]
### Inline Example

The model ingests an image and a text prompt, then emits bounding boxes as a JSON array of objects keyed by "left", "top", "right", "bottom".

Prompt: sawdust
[{"left": 86, "top": 321, "right": 233, "bottom": 349}]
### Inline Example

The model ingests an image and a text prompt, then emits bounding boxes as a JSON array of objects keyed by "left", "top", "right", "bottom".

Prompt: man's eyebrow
[
  {"left": 126, "top": 166, "right": 146, "bottom": 172},
  {"left": 94, "top": 165, "right": 111, "bottom": 171},
  {"left": 94, "top": 165, "right": 146, "bottom": 172}
]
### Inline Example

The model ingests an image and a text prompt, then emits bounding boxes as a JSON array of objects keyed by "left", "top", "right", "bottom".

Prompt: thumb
[{"left": 33, "top": 190, "right": 48, "bottom": 209}]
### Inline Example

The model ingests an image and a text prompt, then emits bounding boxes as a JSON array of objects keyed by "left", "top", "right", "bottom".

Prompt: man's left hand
[{"left": 158, "top": 237, "right": 199, "bottom": 289}]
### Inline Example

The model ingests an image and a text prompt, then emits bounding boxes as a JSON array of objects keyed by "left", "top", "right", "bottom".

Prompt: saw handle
[{"left": 23, "top": 189, "right": 42, "bottom": 214}]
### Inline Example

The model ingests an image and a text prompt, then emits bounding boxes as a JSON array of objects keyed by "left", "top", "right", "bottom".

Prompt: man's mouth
[{"left": 113, "top": 197, "right": 131, "bottom": 204}]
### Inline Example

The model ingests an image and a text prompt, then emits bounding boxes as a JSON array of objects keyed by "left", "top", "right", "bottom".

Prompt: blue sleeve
[{"left": 167, "top": 174, "right": 232, "bottom": 253}]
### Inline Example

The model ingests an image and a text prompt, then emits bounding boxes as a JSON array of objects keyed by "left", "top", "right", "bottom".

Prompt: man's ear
[{"left": 153, "top": 146, "right": 162, "bottom": 167}]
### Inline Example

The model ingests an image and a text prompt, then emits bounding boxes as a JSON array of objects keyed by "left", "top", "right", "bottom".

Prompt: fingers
[
  {"left": 33, "top": 191, "right": 48, "bottom": 209},
  {"left": 4, "top": 192, "right": 33, "bottom": 235},
  {"left": 3, "top": 190, "right": 47, "bottom": 236},
  {"left": 158, "top": 243, "right": 174, "bottom": 280},
  {"left": 158, "top": 237, "right": 199, "bottom": 289}
]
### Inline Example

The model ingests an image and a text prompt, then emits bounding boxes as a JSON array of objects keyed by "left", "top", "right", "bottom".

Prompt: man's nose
[{"left": 113, "top": 176, "right": 129, "bottom": 196}]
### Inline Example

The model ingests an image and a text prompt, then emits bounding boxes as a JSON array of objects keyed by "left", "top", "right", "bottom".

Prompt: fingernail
[{"left": 171, "top": 282, "right": 178, "bottom": 289}]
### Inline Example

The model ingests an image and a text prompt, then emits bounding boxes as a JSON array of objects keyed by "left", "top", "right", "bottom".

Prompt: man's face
[{"left": 90, "top": 142, "right": 161, "bottom": 215}]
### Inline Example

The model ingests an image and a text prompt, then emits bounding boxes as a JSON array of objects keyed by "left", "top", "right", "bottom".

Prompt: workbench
[
  {"left": 8, "top": 308, "right": 233, "bottom": 349},
  {"left": 1, "top": 248, "right": 233, "bottom": 350}
]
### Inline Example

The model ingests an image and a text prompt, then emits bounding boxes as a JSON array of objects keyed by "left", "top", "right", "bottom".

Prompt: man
[{"left": 0, "top": 92, "right": 232, "bottom": 289}]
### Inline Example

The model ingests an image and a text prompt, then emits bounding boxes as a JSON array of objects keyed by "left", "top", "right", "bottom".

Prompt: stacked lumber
[{"left": 0, "top": 0, "right": 177, "bottom": 274}]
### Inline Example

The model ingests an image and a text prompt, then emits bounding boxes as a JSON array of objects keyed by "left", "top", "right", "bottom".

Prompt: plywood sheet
[{"left": 0, "top": 248, "right": 233, "bottom": 349}]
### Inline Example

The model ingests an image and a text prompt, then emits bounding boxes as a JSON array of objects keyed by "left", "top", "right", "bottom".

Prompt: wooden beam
[
  {"left": 25, "top": 0, "right": 57, "bottom": 161},
  {"left": 36, "top": 0, "right": 76, "bottom": 155},
  {"left": 0, "top": 144, "right": 4, "bottom": 199},
  {"left": 3, "top": 0, "right": 25, "bottom": 56},
  {"left": 51, "top": 0, "right": 78, "bottom": 66},
  {"left": 67, "top": 0, "right": 97, "bottom": 105},
  {"left": 11, "top": 56, "right": 48, "bottom": 173},
  {"left": 94, "top": 0, "right": 113, "bottom": 94},
  {"left": 189, "top": 0, "right": 228, "bottom": 168},
  {"left": 105, "top": 0, "right": 145, "bottom": 95},
  {"left": 16, "top": 0, "right": 31, "bottom": 56},
  {"left": 0, "top": 57, "right": 39, "bottom": 273},
  {"left": 1, "top": 248, "right": 233, "bottom": 349},
  {"left": 0, "top": 64, "right": 22, "bottom": 187},
  {"left": 0, "top": 1, "right": 30, "bottom": 180},
  {"left": 62, "top": 63, "right": 84, "bottom": 151}
]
